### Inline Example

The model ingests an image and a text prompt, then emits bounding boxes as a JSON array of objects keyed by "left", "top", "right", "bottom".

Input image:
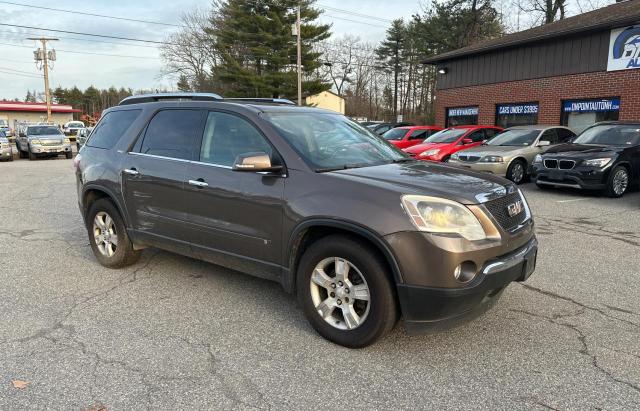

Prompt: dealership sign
[
  {"left": 607, "top": 26, "right": 640, "bottom": 71},
  {"left": 448, "top": 107, "right": 478, "bottom": 117},
  {"left": 497, "top": 103, "right": 538, "bottom": 115},
  {"left": 563, "top": 99, "right": 620, "bottom": 113}
]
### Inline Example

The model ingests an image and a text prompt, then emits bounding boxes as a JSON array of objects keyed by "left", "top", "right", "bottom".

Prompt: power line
[
  {"left": 0, "top": 1, "right": 183, "bottom": 28},
  {"left": 317, "top": 3, "right": 394, "bottom": 23},
  {"left": 0, "top": 68, "right": 42, "bottom": 79},
  {"left": 0, "top": 42, "right": 160, "bottom": 60},
  {"left": 1, "top": 23, "right": 168, "bottom": 45},
  {"left": 0, "top": 29, "right": 159, "bottom": 49},
  {"left": 0, "top": 65, "right": 41, "bottom": 75}
]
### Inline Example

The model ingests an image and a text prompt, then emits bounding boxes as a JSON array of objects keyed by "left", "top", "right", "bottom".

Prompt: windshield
[
  {"left": 573, "top": 124, "right": 640, "bottom": 146},
  {"left": 424, "top": 128, "right": 466, "bottom": 144},
  {"left": 68, "top": 122, "right": 84, "bottom": 127},
  {"left": 263, "top": 113, "right": 406, "bottom": 171},
  {"left": 382, "top": 128, "right": 408, "bottom": 140},
  {"left": 27, "top": 126, "right": 62, "bottom": 136},
  {"left": 0, "top": 120, "right": 7, "bottom": 127},
  {"left": 487, "top": 129, "right": 540, "bottom": 146}
]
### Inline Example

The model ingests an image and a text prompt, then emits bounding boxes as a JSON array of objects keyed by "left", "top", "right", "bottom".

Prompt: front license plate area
[{"left": 549, "top": 170, "right": 564, "bottom": 181}]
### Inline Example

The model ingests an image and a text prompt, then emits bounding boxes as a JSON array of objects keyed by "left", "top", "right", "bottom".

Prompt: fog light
[{"left": 454, "top": 261, "right": 477, "bottom": 283}]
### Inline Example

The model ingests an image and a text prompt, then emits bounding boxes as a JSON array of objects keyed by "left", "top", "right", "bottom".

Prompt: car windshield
[
  {"left": 27, "top": 126, "right": 62, "bottom": 136},
  {"left": 68, "top": 122, "right": 84, "bottom": 127},
  {"left": 486, "top": 129, "right": 540, "bottom": 146},
  {"left": 263, "top": 113, "right": 407, "bottom": 171},
  {"left": 572, "top": 124, "right": 640, "bottom": 146},
  {"left": 0, "top": 120, "right": 7, "bottom": 127},
  {"left": 382, "top": 128, "right": 408, "bottom": 140},
  {"left": 424, "top": 128, "right": 466, "bottom": 144}
]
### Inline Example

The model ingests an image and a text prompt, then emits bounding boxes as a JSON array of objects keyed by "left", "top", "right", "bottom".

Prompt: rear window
[{"left": 87, "top": 110, "right": 141, "bottom": 149}]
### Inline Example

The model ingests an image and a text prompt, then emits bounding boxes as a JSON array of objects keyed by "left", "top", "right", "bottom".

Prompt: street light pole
[
  {"left": 296, "top": 4, "right": 302, "bottom": 106},
  {"left": 28, "top": 37, "right": 58, "bottom": 123}
]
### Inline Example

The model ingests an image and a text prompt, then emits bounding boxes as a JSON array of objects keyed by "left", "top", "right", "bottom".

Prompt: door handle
[
  {"left": 188, "top": 179, "right": 209, "bottom": 188},
  {"left": 123, "top": 168, "right": 139, "bottom": 176}
]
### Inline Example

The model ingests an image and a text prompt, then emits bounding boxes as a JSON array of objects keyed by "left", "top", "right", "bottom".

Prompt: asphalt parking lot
[{"left": 0, "top": 157, "right": 638, "bottom": 410}]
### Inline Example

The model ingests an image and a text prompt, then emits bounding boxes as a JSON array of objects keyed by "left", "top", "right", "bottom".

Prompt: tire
[
  {"left": 28, "top": 147, "right": 36, "bottom": 161},
  {"left": 604, "top": 165, "right": 629, "bottom": 198},
  {"left": 65, "top": 151, "right": 72, "bottom": 159},
  {"left": 296, "top": 235, "right": 398, "bottom": 348},
  {"left": 87, "top": 198, "right": 141, "bottom": 268},
  {"left": 506, "top": 159, "right": 526, "bottom": 184},
  {"left": 18, "top": 147, "right": 26, "bottom": 159},
  {"left": 442, "top": 156, "right": 451, "bottom": 163},
  {"left": 8, "top": 153, "right": 13, "bottom": 161}
]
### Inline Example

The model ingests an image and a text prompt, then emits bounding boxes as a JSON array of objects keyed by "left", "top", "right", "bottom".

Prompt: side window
[
  {"left": 557, "top": 128, "right": 576, "bottom": 142},
  {"left": 87, "top": 109, "right": 141, "bottom": 149},
  {"left": 409, "top": 130, "right": 427, "bottom": 140},
  {"left": 199, "top": 112, "right": 273, "bottom": 167},
  {"left": 484, "top": 128, "right": 498, "bottom": 139},
  {"left": 468, "top": 130, "right": 485, "bottom": 142},
  {"left": 378, "top": 126, "right": 391, "bottom": 134},
  {"left": 540, "top": 129, "right": 559, "bottom": 144},
  {"left": 139, "top": 109, "right": 203, "bottom": 160}
]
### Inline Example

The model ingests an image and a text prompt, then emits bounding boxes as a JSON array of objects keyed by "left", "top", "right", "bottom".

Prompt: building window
[
  {"left": 561, "top": 98, "right": 620, "bottom": 134},
  {"left": 495, "top": 102, "right": 539, "bottom": 128},
  {"left": 446, "top": 106, "right": 478, "bottom": 127}
]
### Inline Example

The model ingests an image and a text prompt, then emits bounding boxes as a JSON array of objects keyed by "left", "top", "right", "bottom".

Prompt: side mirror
[
  {"left": 462, "top": 138, "right": 473, "bottom": 144},
  {"left": 232, "top": 152, "right": 283, "bottom": 173},
  {"left": 537, "top": 140, "right": 551, "bottom": 147}
]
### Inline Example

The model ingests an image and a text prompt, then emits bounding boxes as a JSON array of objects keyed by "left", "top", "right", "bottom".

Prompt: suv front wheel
[
  {"left": 87, "top": 198, "right": 141, "bottom": 268},
  {"left": 296, "top": 235, "right": 398, "bottom": 348}
]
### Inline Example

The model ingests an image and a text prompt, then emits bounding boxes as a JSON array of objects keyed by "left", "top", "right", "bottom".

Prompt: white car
[{"left": 63, "top": 121, "right": 85, "bottom": 137}]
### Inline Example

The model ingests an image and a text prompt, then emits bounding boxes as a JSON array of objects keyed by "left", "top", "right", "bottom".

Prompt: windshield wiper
[
  {"left": 392, "top": 157, "right": 414, "bottom": 163},
  {"left": 316, "top": 163, "right": 367, "bottom": 173}
]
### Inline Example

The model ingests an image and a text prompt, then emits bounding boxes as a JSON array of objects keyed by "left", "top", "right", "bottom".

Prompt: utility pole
[
  {"left": 28, "top": 37, "right": 58, "bottom": 123},
  {"left": 296, "top": 4, "right": 302, "bottom": 106}
]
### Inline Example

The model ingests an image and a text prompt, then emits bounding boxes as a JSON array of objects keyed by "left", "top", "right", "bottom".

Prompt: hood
[
  {"left": 456, "top": 144, "right": 530, "bottom": 156},
  {"left": 542, "top": 143, "right": 625, "bottom": 157},
  {"left": 404, "top": 141, "right": 453, "bottom": 154},
  {"left": 330, "top": 161, "right": 513, "bottom": 204}
]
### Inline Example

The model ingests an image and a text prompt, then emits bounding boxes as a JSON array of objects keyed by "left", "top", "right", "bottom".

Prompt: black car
[
  {"left": 532, "top": 122, "right": 640, "bottom": 197},
  {"left": 76, "top": 93, "right": 537, "bottom": 347},
  {"left": 366, "top": 122, "right": 414, "bottom": 135}
]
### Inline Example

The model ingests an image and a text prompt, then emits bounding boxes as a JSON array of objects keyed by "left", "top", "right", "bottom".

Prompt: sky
[{"left": 0, "top": 0, "right": 612, "bottom": 100}]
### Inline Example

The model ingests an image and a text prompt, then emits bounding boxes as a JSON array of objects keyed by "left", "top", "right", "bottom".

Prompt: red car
[
  {"left": 381, "top": 126, "right": 443, "bottom": 149},
  {"left": 403, "top": 125, "right": 503, "bottom": 162}
]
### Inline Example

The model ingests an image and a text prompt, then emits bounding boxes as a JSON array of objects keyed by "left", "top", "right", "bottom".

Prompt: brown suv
[{"left": 75, "top": 93, "right": 537, "bottom": 348}]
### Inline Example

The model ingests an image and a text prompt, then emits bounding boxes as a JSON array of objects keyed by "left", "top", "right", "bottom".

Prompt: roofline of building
[
  {"left": 0, "top": 107, "right": 81, "bottom": 113},
  {"left": 422, "top": 14, "right": 640, "bottom": 65}
]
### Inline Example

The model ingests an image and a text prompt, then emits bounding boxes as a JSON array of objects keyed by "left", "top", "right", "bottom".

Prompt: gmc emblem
[{"left": 507, "top": 200, "right": 524, "bottom": 217}]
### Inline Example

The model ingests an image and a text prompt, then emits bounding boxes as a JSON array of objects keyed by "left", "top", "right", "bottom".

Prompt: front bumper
[
  {"left": 532, "top": 165, "right": 608, "bottom": 190},
  {"left": 30, "top": 145, "right": 72, "bottom": 154},
  {"left": 0, "top": 148, "right": 12, "bottom": 160},
  {"left": 395, "top": 236, "right": 538, "bottom": 334},
  {"left": 449, "top": 160, "right": 509, "bottom": 176}
]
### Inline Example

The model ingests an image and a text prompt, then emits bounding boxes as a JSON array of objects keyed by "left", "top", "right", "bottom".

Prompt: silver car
[
  {"left": 0, "top": 131, "right": 13, "bottom": 161},
  {"left": 15, "top": 125, "right": 72, "bottom": 160},
  {"left": 449, "top": 125, "right": 576, "bottom": 184}
]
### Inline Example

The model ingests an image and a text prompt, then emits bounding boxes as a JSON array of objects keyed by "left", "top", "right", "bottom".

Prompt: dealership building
[
  {"left": 0, "top": 101, "right": 79, "bottom": 130},
  {"left": 424, "top": 0, "right": 640, "bottom": 132}
]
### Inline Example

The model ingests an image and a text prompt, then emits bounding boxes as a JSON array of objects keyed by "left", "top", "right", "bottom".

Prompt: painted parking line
[{"left": 556, "top": 198, "right": 589, "bottom": 203}]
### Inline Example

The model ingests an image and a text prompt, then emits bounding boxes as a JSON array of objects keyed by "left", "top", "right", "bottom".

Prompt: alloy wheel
[
  {"left": 612, "top": 169, "right": 629, "bottom": 196},
  {"left": 511, "top": 163, "right": 525, "bottom": 183},
  {"left": 309, "top": 257, "right": 371, "bottom": 330},
  {"left": 93, "top": 211, "right": 118, "bottom": 257}
]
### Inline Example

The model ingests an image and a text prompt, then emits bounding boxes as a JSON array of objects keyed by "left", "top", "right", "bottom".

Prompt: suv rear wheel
[
  {"left": 296, "top": 235, "right": 397, "bottom": 348},
  {"left": 605, "top": 165, "right": 629, "bottom": 198},
  {"left": 87, "top": 198, "right": 140, "bottom": 268}
]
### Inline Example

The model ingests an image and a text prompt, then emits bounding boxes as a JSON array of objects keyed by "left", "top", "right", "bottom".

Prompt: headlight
[
  {"left": 420, "top": 149, "right": 440, "bottom": 157},
  {"left": 401, "top": 195, "right": 487, "bottom": 241},
  {"left": 30, "top": 139, "right": 42, "bottom": 145},
  {"left": 64, "top": 138, "right": 71, "bottom": 144},
  {"left": 479, "top": 156, "right": 504, "bottom": 163},
  {"left": 533, "top": 154, "right": 542, "bottom": 164},
  {"left": 582, "top": 158, "right": 612, "bottom": 168}
]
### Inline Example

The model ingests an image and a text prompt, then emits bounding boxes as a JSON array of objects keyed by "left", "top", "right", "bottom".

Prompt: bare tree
[{"left": 160, "top": 8, "right": 219, "bottom": 91}]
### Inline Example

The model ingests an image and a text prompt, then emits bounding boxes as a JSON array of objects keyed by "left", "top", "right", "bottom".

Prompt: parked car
[
  {"left": 76, "top": 127, "right": 93, "bottom": 150},
  {"left": 366, "top": 122, "right": 414, "bottom": 135},
  {"left": 76, "top": 93, "right": 537, "bottom": 348},
  {"left": 0, "top": 119, "right": 13, "bottom": 140},
  {"left": 382, "top": 126, "right": 443, "bottom": 149},
  {"left": 0, "top": 131, "right": 13, "bottom": 161},
  {"left": 403, "top": 125, "right": 503, "bottom": 162},
  {"left": 449, "top": 125, "right": 576, "bottom": 184},
  {"left": 15, "top": 124, "right": 72, "bottom": 160},
  {"left": 63, "top": 120, "right": 85, "bottom": 138},
  {"left": 532, "top": 121, "right": 640, "bottom": 197}
]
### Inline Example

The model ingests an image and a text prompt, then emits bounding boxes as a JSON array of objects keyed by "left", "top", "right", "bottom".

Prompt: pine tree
[
  {"left": 376, "top": 20, "right": 406, "bottom": 119},
  {"left": 177, "top": 74, "right": 192, "bottom": 92},
  {"left": 25, "top": 91, "right": 36, "bottom": 102},
  {"left": 210, "top": 0, "right": 331, "bottom": 98}
]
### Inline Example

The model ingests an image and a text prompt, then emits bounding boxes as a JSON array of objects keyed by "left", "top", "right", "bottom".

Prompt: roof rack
[
  {"left": 118, "top": 93, "right": 223, "bottom": 106},
  {"left": 222, "top": 98, "right": 296, "bottom": 106}
]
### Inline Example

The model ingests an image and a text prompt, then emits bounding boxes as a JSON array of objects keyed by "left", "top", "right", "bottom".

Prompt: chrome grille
[
  {"left": 559, "top": 160, "right": 575, "bottom": 170},
  {"left": 40, "top": 139, "right": 63, "bottom": 146},
  {"left": 484, "top": 191, "right": 529, "bottom": 232},
  {"left": 543, "top": 159, "right": 558, "bottom": 169}
]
